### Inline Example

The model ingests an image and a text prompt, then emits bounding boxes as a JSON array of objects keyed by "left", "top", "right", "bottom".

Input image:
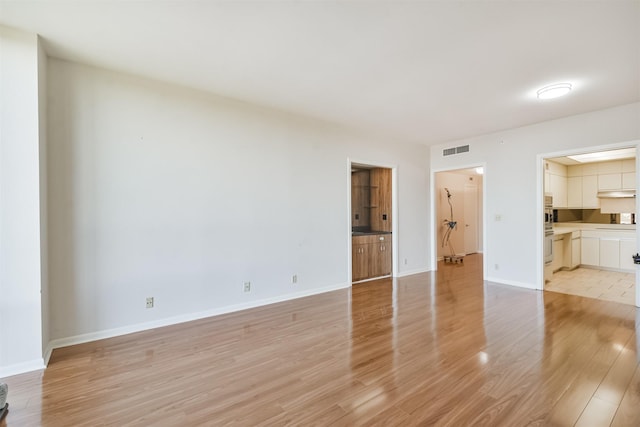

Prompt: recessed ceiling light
[
  {"left": 567, "top": 147, "right": 636, "bottom": 163},
  {"left": 537, "top": 83, "right": 572, "bottom": 100}
]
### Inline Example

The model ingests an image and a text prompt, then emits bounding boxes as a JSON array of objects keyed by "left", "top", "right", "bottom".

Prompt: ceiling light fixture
[
  {"left": 567, "top": 147, "right": 636, "bottom": 163},
  {"left": 475, "top": 167, "right": 484, "bottom": 175},
  {"left": 536, "top": 83, "right": 572, "bottom": 100}
]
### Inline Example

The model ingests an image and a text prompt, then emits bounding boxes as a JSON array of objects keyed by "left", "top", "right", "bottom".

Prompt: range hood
[{"left": 597, "top": 190, "right": 636, "bottom": 198}]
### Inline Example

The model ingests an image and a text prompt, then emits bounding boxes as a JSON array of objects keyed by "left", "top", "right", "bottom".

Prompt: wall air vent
[{"left": 443, "top": 145, "right": 470, "bottom": 157}]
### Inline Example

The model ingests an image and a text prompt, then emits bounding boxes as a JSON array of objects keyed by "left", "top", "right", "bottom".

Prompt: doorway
[
  {"left": 540, "top": 144, "right": 639, "bottom": 307},
  {"left": 348, "top": 161, "right": 397, "bottom": 283},
  {"left": 434, "top": 168, "right": 484, "bottom": 266}
]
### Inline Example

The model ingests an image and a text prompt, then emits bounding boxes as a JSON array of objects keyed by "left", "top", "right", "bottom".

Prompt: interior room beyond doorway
[
  {"left": 351, "top": 164, "right": 393, "bottom": 283},
  {"left": 434, "top": 168, "right": 484, "bottom": 264},
  {"left": 543, "top": 147, "right": 637, "bottom": 306}
]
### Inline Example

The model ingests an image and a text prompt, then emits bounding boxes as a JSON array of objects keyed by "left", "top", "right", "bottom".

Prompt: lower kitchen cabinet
[
  {"left": 581, "top": 237, "right": 600, "bottom": 266},
  {"left": 352, "top": 243, "right": 370, "bottom": 282},
  {"left": 552, "top": 237, "right": 564, "bottom": 272},
  {"left": 619, "top": 239, "right": 636, "bottom": 270},
  {"left": 580, "top": 230, "right": 636, "bottom": 271},
  {"left": 352, "top": 234, "right": 392, "bottom": 281},
  {"left": 599, "top": 238, "right": 620, "bottom": 269},
  {"left": 571, "top": 236, "right": 581, "bottom": 268},
  {"left": 554, "top": 232, "right": 580, "bottom": 272}
]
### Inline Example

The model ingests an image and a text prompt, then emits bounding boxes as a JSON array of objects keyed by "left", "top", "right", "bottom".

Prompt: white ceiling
[{"left": 1, "top": 1, "right": 639, "bottom": 145}]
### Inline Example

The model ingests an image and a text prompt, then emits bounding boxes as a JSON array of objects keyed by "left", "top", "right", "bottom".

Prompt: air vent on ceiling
[{"left": 443, "top": 144, "right": 470, "bottom": 157}]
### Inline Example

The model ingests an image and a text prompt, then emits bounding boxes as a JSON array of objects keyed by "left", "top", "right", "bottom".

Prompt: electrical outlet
[
  {"left": 146, "top": 297, "right": 154, "bottom": 309},
  {"left": 244, "top": 282, "right": 251, "bottom": 292},
  {"left": 292, "top": 274, "right": 298, "bottom": 284},
  {"left": 495, "top": 264, "right": 499, "bottom": 270},
  {"left": 404, "top": 258, "right": 408, "bottom": 265}
]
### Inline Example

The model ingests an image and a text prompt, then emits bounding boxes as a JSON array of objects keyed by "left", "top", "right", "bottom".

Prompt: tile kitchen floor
[{"left": 546, "top": 267, "right": 635, "bottom": 305}]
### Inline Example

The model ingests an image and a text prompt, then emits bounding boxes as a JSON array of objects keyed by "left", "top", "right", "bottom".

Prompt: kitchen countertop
[
  {"left": 352, "top": 230, "right": 392, "bottom": 236},
  {"left": 554, "top": 222, "right": 636, "bottom": 236}
]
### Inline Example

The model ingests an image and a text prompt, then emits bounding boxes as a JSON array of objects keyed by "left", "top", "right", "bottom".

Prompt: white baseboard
[
  {"left": 46, "top": 281, "right": 351, "bottom": 357},
  {"left": 396, "top": 267, "right": 432, "bottom": 277},
  {"left": 0, "top": 358, "right": 45, "bottom": 379},
  {"left": 484, "top": 276, "right": 538, "bottom": 290}
]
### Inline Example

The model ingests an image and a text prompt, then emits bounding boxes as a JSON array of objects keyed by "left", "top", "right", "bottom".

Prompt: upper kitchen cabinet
[
  {"left": 597, "top": 160, "right": 636, "bottom": 191},
  {"left": 546, "top": 161, "right": 567, "bottom": 208},
  {"left": 547, "top": 150, "right": 636, "bottom": 211},
  {"left": 351, "top": 166, "right": 392, "bottom": 232},
  {"left": 351, "top": 169, "right": 371, "bottom": 228},
  {"left": 567, "top": 164, "right": 599, "bottom": 209},
  {"left": 370, "top": 168, "right": 392, "bottom": 232}
]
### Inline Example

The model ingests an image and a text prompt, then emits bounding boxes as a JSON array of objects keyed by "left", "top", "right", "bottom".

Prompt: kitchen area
[
  {"left": 351, "top": 165, "right": 392, "bottom": 283},
  {"left": 544, "top": 148, "right": 637, "bottom": 305}
]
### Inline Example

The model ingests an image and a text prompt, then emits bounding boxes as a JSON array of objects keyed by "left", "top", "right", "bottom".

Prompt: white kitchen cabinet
[
  {"left": 583, "top": 163, "right": 599, "bottom": 175},
  {"left": 622, "top": 172, "right": 635, "bottom": 189},
  {"left": 599, "top": 239, "right": 620, "bottom": 269},
  {"left": 571, "top": 235, "right": 581, "bottom": 268},
  {"left": 567, "top": 176, "right": 582, "bottom": 208},
  {"left": 598, "top": 160, "right": 622, "bottom": 174},
  {"left": 544, "top": 170, "right": 550, "bottom": 193},
  {"left": 550, "top": 174, "right": 567, "bottom": 208},
  {"left": 568, "top": 165, "right": 582, "bottom": 177},
  {"left": 619, "top": 239, "right": 636, "bottom": 270},
  {"left": 581, "top": 237, "right": 600, "bottom": 266},
  {"left": 582, "top": 175, "right": 599, "bottom": 208},
  {"left": 552, "top": 237, "right": 564, "bottom": 272},
  {"left": 598, "top": 173, "right": 622, "bottom": 191},
  {"left": 622, "top": 159, "right": 635, "bottom": 173}
]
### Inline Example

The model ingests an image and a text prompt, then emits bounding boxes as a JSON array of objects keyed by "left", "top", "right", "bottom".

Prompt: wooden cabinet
[
  {"left": 352, "top": 234, "right": 392, "bottom": 281},
  {"left": 352, "top": 242, "right": 370, "bottom": 282},
  {"left": 351, "top": 170, "right": 370, "bottom": 228},
  {"left": 370, "top": 168, "right": 392, "bottom": 232},
  {"left": 370, "top": 241, "right": 392, "bottom": 277}
]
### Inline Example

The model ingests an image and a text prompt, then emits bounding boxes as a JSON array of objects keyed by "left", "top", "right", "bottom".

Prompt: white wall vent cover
[{"left": 443, "top": 145, "right": 470, "bottom": 156}]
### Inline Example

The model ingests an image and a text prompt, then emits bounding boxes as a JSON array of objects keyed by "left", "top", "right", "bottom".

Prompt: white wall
[
  {"left": 38, "top": 36, "right": 50, "bottom": 363},
  {"left": 0, "top": 26, "right": 45, "bottom": 377},
  {"left": 46, "top": 59, "right": 431, "bottom": 345},
  {"left": 431, "top": 103, "right": 640, "bottom": 289}
]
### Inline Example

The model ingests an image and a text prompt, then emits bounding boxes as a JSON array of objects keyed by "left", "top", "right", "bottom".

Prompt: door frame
[
  {"left": 463, "top": 181, "right": 480, "bottom": 255},
  {"left": 347, "top": 158, "right": 398, "bottom": 284},
  {"left": 431, "top": 164, "right": 487, "bottom": 276},
  {"left": 537, "top": 139, "right": 640, "bottom": 307}
]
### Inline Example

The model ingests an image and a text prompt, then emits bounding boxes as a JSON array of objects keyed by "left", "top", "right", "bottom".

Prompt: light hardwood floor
[{"left": 2, "top": 254, "right": 639, "bottom": 426}]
